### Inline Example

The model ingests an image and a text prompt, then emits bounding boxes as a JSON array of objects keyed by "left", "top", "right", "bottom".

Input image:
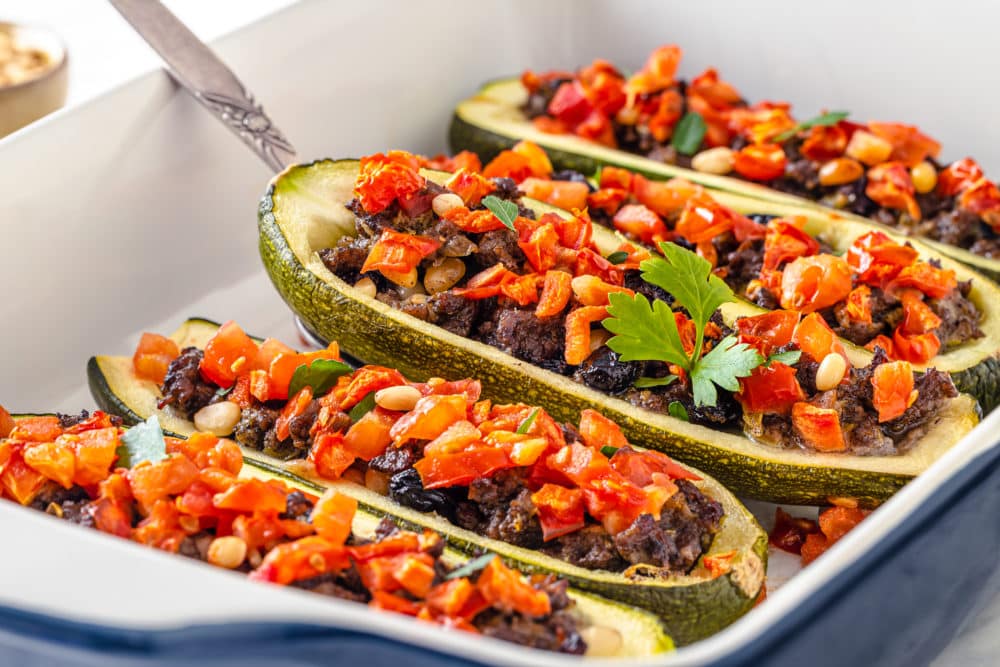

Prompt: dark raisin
[
  {"left": 573, "top": 347, "right": 643, "bottom": 395},
  {"left": 388, "top": 469, "right": 458, "bottom": 521},
  {"left": 747, "top": 213, "right": 778, "bottom": 225},
  {"left": 551, "top": 169, "right": 596, "bottom": 192}
]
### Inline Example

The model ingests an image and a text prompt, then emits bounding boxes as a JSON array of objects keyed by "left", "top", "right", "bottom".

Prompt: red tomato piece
[
  {"left": 871, "top": 361, "right": 916, "bottom": 422},
  {"left": 612, "top": 204, "right": 668, "bottom": 246},
  {"left": 200, "top": 321, "right": 259, "bottom": 389},
  {"left": 535, "top": 270, "right": 573, "bottom": 318},
  {"left": 531, "top": 484, "right": 586, "bottom": 541},
  {"left": 311, "top": 490, "right": 357, "bottom": 545},
  {"left": 791, "top": 403, "right": 846, "bottom": 452},
  {"left": 133, "top": 333, "right": 180, "bottom": 384},
  {"left": 737, "top": 363, "right": 806, "bottom": 415},
  {"left": 780, "top": 254, "right": 853, "bottom": 312},
  {"left": 578, "top": 409, "right": 629, "bottom": 451},
  {"left": 733, "top": 144, "right": 787, "bottom": 181},
  {"left": 938, "top": 157, "right": 984, "bottom": 197}
]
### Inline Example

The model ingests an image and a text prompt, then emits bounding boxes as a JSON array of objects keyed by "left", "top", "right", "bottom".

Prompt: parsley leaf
[
  {"left": 288, "top": 358, "right": 353, "bottom": 398},
  {"left": 767, "top": 349, "right": 802, "bottom": 367},
  {"left": 773, "top": 110, "right": 850, "bottom": 143},
  {"left": 446, "top": 553, "right": 496, "bottom": 580},
  {"left": 668, "top": 402, "right": 689, "bottom": 421},
  {"left": 690, "top": 336, "right": 763, "bottom": 407},
  {"left": 516, "top": 407, "right": 541, "bottom": 434},
  {"left": 634, "top": 375, "right": 678, "bottom": 389},
  {"left": 116, "top": 415, "right": 167, "bottom": 469},
  {"left": 348, "top": 391, "right": 377, "bottom": 422},
  {"left": 600, "top": 445, "right": 619, "bottom": 458},
  {"left": 671, "top": 112, "right": 707, "bottom": 155},
  {"left": 604, "top": 292, "right": 689, "bottom": 368},
  {"left": 481, "top": 195, "right": 518, "bottom": 231},
  {"left": 606, "top": 250, "right": 629, "bottom": 265}
]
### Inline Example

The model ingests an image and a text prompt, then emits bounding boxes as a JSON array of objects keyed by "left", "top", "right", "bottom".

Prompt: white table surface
[{"left": 2, "top": 2, "right": 998, "bottom": 665}]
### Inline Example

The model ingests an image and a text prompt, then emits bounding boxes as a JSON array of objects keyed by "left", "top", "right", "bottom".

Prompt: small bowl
[{"left": 0, "top": 22, "right": 68, "bottom": 138}]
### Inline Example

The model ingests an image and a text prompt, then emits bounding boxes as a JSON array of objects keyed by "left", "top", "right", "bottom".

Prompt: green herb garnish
[
  {"left": 671, "top": 112, "right": 707, "bottom": 156},
  {"left": 214, "top": 385, "right": 233, "bottom": 399},
  {"left": 600, "top": 445, "right": 619, "bottom": 458},
  {"left": 606, "top": 250, "right": 630, "bottom": 265},
  {"left": 633, "top": 375, "right": 678, "bottom": 389},
  {"left": 481, "top": 195, "right": 518, "bottom": 231},
  {"left": 348, "top": 391, "right": 377, "bottom": 422},
  {"left": 446, "top": 553, "right": 496, "bottom": 580},
  {"left": 288, "top": 358, "right": 353, "bottom": 398},
  {"left": 516, "top": 407, "right": 541, "bottom": 434},
  {"left": 767, "top": 349, "right": 802, "bottom": 367},
  {"left": 668, "top": 402, "right": 690, "bottom": 421},
  {"left": 604, "top": 242, "right": 764, "bottom": 407},
  {"left": 116, "top": 415, "right": 167, "bottom": 468},
  {"left": 773, "top": 110, "right": 850, "bottom": 143}
]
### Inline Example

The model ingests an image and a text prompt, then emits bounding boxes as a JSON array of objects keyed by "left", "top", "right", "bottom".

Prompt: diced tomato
[
  {"left": 414, "top": 447, "right": 512, "bottom": 489},
  {"left": 866, "top": 162, "right": 920, "bottom": 220},
  {"left": 800, "top": 125, "right": 848, "bottom": 162},
  {"left": 476, "top": 557, "right": 551, "bottom": 617},
  {"left": 871, "top": 361, "right": 916, "bottom": 423},
  {"left": 546, "top": 443, "right": 613, "bottom": 487},
  {"left": 389, "top": 395, "right": 468, "bottom": 444},
  {"left": 8, "top": 415, "right": 62, "bottom": 443},
  {"left": 612, "top": 204, "right": 668, "bottom": 246},
  {"left": 890, "top": 328, "right": 941, "bottom": 364},
  {"left": 958, "top": 178, "right": 1000, "bottom": 230},
  {"left": 423, "top": 420, "right": 481, "bottom": 456},
  {"left": 547, "top": 81, "right": 594, "bottom": 126},
  {"left": 213, "top": 478, "right": 287, "bottom": 514},
  {"left": 0, "top": 449, "right": 49, "bottom": 505},
  {"left": 801, "top": 506, "right": 870, "bottom": 565},
  {"left": 417, "top": 150, "right": 482, "bottom": 174},
  {"left": 309, "top": 432, "right": 356, "bottom": 480},
  {"left": 599, "top": 166, "right": 633, "bottom": 191},
  {"left": 518, "top": 222, "right": 560, "bottom": 273},
  {"left": 793, "top": 312, "right": 847, "bottom": 363},
  {"left": 132, "top": 332, "right": 180, "bottom": 383},
  {"left": 71, "top": 427, "right": 120, "bottom": 486},
  {"left": 645, "top": 89, "right": 684, "bottom": 143},
  {"left": 274, "top": 387, "right": 313, "bottom": 443},
  {"left": 574, "top": 248, "right": 623, "bottom": 285},
  {"left": 675, "top": 194, "right": 736, "bottom": 243},
  {"left": 733, "top": 144, "right": 787, "bottom": 181},
  {"left": 570, "top": 275, "right": 633, "bottom": 307},
  {"left": 91, "top": 497, "right": 133, "bottom": 538},
  {"left": 335, "top": 366, "right": 406, "bottom": 410},
  {"left": 535, "top": 270, "right": 573, "bottom": 318},
  {"left": 578, "top": 409, "right": 629, "bottom": 451},
  {"left": 441, "top": 206, "right": 509, "bottom": 234},
  {"left": 844, "top": 285, "right": 873, "bottom": 324},
  {"left": 310, "top": 490, "right": 357, "bottom": 545},
  {"left": 349, "top": 530, "right": 424, "bottom": 562},
  {"left": 779, "top": 254, "right": 853, "bottom": 312},
  {"left": 426, "top": 578, "right": 475, "bottom": 616},
  {"left": 608, "top": 446, "right": 700, "bottom": 484},
  {"left": 587, "top": 187, "right": 628, "bottom": 216},
  {"left": 737, "top": 363, "right": 805, "bottom": 414},
  {"left": 937, "top": 157, "right": 984, "bottom": 197},
  {"left": 169, "top": 431, "right": 241, "bottom": 474},
  {"left": 632, "top": 174, "right": 699, "bottom": 219},
  {"left": 443, "top": 168, "right": 495, "bottom": 207},
  {"left": 576, "top": 109, "right": 616, "bottom": 147},
  {"left": 518, "top": 177, "right": 589, "bottom": 211},
  {"left": 745, "top": 108, "right": 797, "bottom": 145},
  {"left": 200, "top": 321, "right": 259, "bottom": 389},
  {"left": 887, "top": 262, "right": 957, "bottom": 299},
  {"left": 735, "top": 310, "right": 800, "bottom": 355},
  {"left": 22, "top": 440, "right": 75, "bottom": 489},
  {"left": 582, "top": 475, "right": 655, "bottom": 535},
  {"left": 510, "top": 140, "right": 554, "bottom": 178},
  {"left": 531, "top": 484, "right": 585, "bottom": 541},
  {"left": 133, "top": 499, "right": 186, "bottom": 552},
  {"left": 128, "top": 454, "right": 200, "bottom": 510},
  {"left": 625, "top": 44, "right": 682, "bottom": 97},
  {"left": 342, "top": 408, "right": 396, "bottom": 461},
  {"left": 481, "top": 151, "right": 533, "bottom": 182},
  {"left": 361, "top": 229, "right": 441, "bottom": 277},
  {"left": 0, "top": 406, "right": 13, "bottom": 439},
  {"left": 791, "top": 403, "right": 846, "bottom": 452},
  {"left": 846, "top": 230, "right": 918, "bottom": 287},
  {"left": 898, "top": 291, "right": 942, "bottom": 335},
  {"left": 370, "top": 591, "right": 423, "bottom": 616},
  {"left": 354, "top": 152, "right": 426, "bottom": 215},
  {"left": 688, "top": 67, "right": 742, "bottom": 108},
  {"left": 249, "top": 536, "right": 351, "bottom": 585},
  {"left": 563, "top": 306, "right": 609, "bottom": 366},
  {"left": 867, "top": 122, "right": 941, "bottom": 167}
]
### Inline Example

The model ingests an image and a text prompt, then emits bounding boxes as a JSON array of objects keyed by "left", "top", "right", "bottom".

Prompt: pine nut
[
  {"left": 424, "top": 258, "right": 467, "bottom": 294},
  {"left": 815, "top": 353, "right": 848, "bottom": 392},
  {"left": 818, "top": 157, "right": 864, "bottom": 186},
  {"left": 207, "top": 536, "right": 247, "bottom": 569},
  {"left": 374, "top": 385, "right": 422, "bottom": 411},
  {"left": 691, "top": 147, "right": 735, "bottom": 175},
  {"left": 581, "top": 626, "right": 623, "bottom": 657},
  {"left": 911, "top": 161, "right": 938, "bottom": 194},
  {"left": 354, "top": 276, "right": 377, "bottom": 298},
  {"left": 386, "top": 266, "right": 419, "bottom": 289},
  {"left": 845, "top": 130, "right": 892, "bottom": 166},
  {"left": 193, "top": 401, "right": 241, "bottom": 436},
  {"left": 432, "top": 193, "right": 465, "bottom": 217}
]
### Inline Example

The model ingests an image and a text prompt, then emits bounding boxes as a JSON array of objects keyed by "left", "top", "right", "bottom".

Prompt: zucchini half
[
  {"left": 448, "top": 77, "right": 1000, "bottom": 282},
  {"left": 251, "top": 159, "right": 980, "bottom": 505},
  {"left": 88, "top": 319, "right": 767, "bottom": 646},
  {"left": 7, "top": 416, "right": 672, "bottom": 656}
]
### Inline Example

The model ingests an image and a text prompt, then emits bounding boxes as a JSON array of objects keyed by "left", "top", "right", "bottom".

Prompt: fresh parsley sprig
[
  {"left": 603, "top": 242, "right": 764, "bottom": 408},
  {"left": 671, "top": 112, "right": 707, "bottom": 156},
  {"left": 772, "top": 110, "right": 850, "bottom": 143}
]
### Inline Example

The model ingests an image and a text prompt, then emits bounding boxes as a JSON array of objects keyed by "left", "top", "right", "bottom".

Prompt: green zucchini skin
[
  {"left": 255, "top": 159, "right": 980, "bottom": 507},
  {"left": 449, "top": 77, "right": 1000, "bottom": 283},
  {"left": 87, "top": 319, "right": 769, "bottom": 646}
]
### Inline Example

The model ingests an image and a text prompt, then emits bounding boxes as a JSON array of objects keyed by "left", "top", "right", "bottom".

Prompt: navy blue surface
[{"left": 1, "top": 442, "right": 997, "bottom": 667}]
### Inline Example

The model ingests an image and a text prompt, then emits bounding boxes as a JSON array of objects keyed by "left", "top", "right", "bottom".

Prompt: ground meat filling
[{"left": 159, "top": 347, "right": 217, "bottom": 418}]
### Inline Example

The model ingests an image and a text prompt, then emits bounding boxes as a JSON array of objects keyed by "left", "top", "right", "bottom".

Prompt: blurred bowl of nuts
[{"left": 0, "top": 22, "right": 68, "bottom": 138}]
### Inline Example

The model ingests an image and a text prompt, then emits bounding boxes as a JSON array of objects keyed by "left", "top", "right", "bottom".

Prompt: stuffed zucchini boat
[
  {"left": 249, "top": 155, "right": 979, "bottom": 505},
  {"left": 448, "top": 45, "right": 1000, "bottom": 280},
  {"left": 88, "top": 319, "right": 768, "bottom": 645},
  {"left": 0, "top": 408, "right": 672, "bottom": 656},
  {"left": 405, "top": 141, "right": 1000, "bottom": 411}
]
